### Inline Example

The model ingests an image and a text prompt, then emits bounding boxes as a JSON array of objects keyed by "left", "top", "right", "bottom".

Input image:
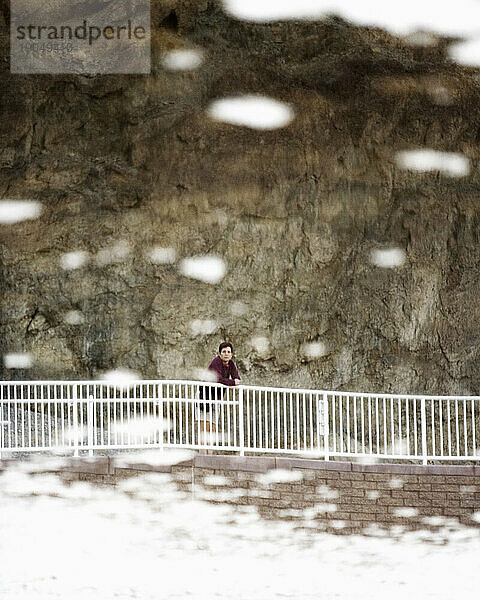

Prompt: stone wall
[
  {"left": 15, "top": 454, "right": 480, "bottom": 536},
  {"left": 3, "top": 2, "right": 480, "bottom": 395}
]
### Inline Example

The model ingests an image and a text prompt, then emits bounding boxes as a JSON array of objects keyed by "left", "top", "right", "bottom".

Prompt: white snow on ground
[
  {"left": 396, "top": 149, "right": 470, "bottom": 177},
  {"left": 207, "top": 95, "right": 294, "bottom": 130},
  {"left": 0, "top": 468, "right": 479, "bottom": 600},
  {"left": 0, "top": 200, "right": 42, "bottom": 224}
]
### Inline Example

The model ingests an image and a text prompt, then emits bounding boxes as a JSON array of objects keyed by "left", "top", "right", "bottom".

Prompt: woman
[{"left": 198, "top": 342, "right": 241, "bottom": 447}]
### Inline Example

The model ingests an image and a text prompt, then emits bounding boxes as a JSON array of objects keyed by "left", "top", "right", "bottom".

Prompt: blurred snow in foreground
[
  {"left": 208, "top": 95, "right": 294, "bottom": 130},
  {"left": 100, "top": 368, "right": 140, "bottom": 386},
  {"left": 147, "top": 246, "right": 177, "bottom": 264},
  {"left": 64, "top": 310, "right": 85, "bottom": 325},
  {"left": 223, "top": 0, "right": 480, "bottom": 38},
  {"left": 162, "top": 49, "right": 204, "bottom": 70},
  {"left": 96, "top": 240, "right": 131, "bottom": 266},
  {"left": 0, "top": 464, "right": 479, "bottom": 599},
  {"left": 301, "top": 341, "right": 327, "bottom": 359},
  {"left": 370, "top": 247, "right": 406, "bottom": 268},
  {"left": 449, "top": 38, "right": 480, "bottom": 66},
  {"left": 396, "top": 149, "right": 470, "bottom": 177},
  {"left": 179, "top": 254, "right": 226, "bottom": 284},
  {"left": 60, "top": 251, "right": 89, "bottom": 270},
  {"left": 189, "top": 319, "right": 217, "bottom": 336},
  {"left": 251, "top": 336, "right": 270, "bottom": 355},
  {"left": 0, "top": 200, "right": 42, "bottom": 224},
  {"left": 3, "top": 353, "right": 33, "bottom": 369}
]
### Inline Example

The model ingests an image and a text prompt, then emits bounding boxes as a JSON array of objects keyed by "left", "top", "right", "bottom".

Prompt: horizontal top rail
[{"left": 1, "top": 379, "right": 480, "bottom": 401}]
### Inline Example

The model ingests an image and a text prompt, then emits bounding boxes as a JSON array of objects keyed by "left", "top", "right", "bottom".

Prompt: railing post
[
  {"left": 421, "top": 397, "right": 427, "bottom": 465},
  {"left": 238, "top": 386, "right": 244, "bottom": 456},
  {"left": 323, "top": 392, "right": 329, "bottom": 461},
  {"left": 87, "top": 394, "right": 94, "bottom": 457},
  {"left": 72, "top": 384, "right": 79, "bottom": 457},
  {"left": 158, "top": 384, "right": 164, "bottom": 451}
]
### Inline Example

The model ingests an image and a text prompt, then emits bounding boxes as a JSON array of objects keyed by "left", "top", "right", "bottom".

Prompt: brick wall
[{"left": 5, "top": 455, "right": 480, "bottom": 536}]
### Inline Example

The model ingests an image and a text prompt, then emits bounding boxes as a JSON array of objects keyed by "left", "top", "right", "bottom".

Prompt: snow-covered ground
[{"left": 0, "top": 458, "right": 479, "bottom": 600}]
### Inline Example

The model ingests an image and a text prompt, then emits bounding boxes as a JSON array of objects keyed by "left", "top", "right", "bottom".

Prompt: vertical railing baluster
[
  {"left": 421, "top": 397, "right": 427, "bottom": 465},
  {"left": 323, "top": 392, "right": 329, "bottom": 461},
  {"left": 239, "top": 386, "right": 244, "bottom": 456}
]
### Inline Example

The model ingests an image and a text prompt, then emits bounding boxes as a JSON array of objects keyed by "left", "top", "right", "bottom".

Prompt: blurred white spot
[
  {"left": 60, "top": 251, "right": 89, "bottom": 271},
  {"left": 363, "top": 523, "right": 388, "bottom": 536},
  {"left": 3, "top": 353, "right": 33, "bottom": 369},
  {"left": 396, "top": 149, "right": 470, "bottom": 177},
  {"left": 112, "top": 417, "right": 168, "bottom": 441},
  {"left": 64, "top": 310, "right": 85, "bottom": 325},
  {"left": 355, "top": 454, "right": 379, "bottom": 465},
  {"left": 0, "top": 200, "right": 42, "bottom": 224},
  {"left": 251, "top": 336, "right": 270, "bottom": 355},
  {"left": 223, "top": 0, "right": 333, "bottom": 22},
  {"left": 404, "top": 31, "right": 438, "bottom": 47},
  {"left": 230, "top": 301, "right": 248, "bottom": 316},
  {"left": 223, "top": 0, "right": 480, "bottom": 38},
  {"left": 366, "top": 490, "right": 380, "bottom": 500},
  {"left": 472, "top": 512, "right": 480, "bottom": 523},
  {"left": 197, "top": 489, "right": 245, "bottom": 502},
  {"left": 370, "top": 247, "right": 406, "bottom": 268},
  {"left": 162, "top": 49, "right": 203, "bottom": 70},
  {"left": 147, "top": 246, "right": 177, "bottom": 264},
  {"left": 301, "top": 341, "right": 327, "bottom": 359},
  {"left": 100, "top": 368, "right": 140, "bottom": 386},
  {"left": 393, "top": 507, "right": 419, "bottom": 518},
  {"left": 423, "top": 516, "right": 447, "bottom": 526},
  {"left": 203, "top": 475, "right": 230, "bottom": 487},
  {"left": 193, "top": 368, "right": 218, "bottom": 383},
  {"left": 257, "top": 469, "right": 303, "bottom": 485},
  {"left": 179, "top": 254, "right": 226, "bottom": 284},
  {"left": 189, "top": 319, "right": 217, "bottom": 336},
  {"left": 316, "top": 485, "right": 339, "bottom": 500},
  {"left": 96, "top": 240, "right": 131, "bottom": 266},
  {"left": 114, "top": 449, "right": 194, "bottom": 468},
  {"left": 389, "top": 478, "right": 404, "bottom": 489},
  {"left": 330, "top": 520, "right": 346, "bottom": 530},
  {"left": 313, "top": 503, "right": 337, "bottom": 514},
  {"left": 460, "top": 486, "right": 476, "bottom": 494},
  {"left": 208, "top": 95, "right": 294, "bottom": 130},
  {"left": 428, "top": 85, "right": 453, "bottom": 106},
  {"left": 449, "top": 38, "right": 480, "bottom": 66}
]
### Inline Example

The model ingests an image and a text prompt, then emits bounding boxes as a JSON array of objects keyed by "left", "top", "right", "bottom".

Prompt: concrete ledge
[
  {"left": 2, "top": 454, "right": 480, "bottom": 477},
  {"left": 195, "top": 455, "right": 276, "bottom": 472},
  {"left": 275, "top": 457, "right": 352, "bottom": 471}
]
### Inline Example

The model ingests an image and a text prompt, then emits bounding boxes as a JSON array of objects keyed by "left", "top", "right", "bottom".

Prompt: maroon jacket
[{"left": 207, "top": 355, "right": 240, "bottom": 386}]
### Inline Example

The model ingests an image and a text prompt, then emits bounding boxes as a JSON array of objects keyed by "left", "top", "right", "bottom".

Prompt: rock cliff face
[{"left": 2, "top": 1, "right": 480, "bottom": 394}]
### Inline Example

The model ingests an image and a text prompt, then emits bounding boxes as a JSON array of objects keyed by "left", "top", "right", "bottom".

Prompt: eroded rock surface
[{"left": 2, "top": 1, "right": 480, "bottom": 394}]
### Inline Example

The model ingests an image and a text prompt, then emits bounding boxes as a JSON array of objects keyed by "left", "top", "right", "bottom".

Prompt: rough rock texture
[{"left": 2, "top": 1, "right": 480, "bottom": 394}]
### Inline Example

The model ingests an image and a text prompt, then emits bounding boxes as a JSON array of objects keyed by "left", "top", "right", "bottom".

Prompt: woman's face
[{"left": 219, "top": 346, "right": 232, "bottom": 364}]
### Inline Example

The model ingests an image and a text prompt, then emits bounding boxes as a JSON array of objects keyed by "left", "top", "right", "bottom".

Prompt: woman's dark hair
[{"left": 218, "top": 342, "right": 233, "bottom": 353}]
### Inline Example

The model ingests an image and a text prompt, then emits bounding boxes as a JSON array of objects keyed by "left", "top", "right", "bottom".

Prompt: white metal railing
[{"left": 1, "top": 380, "right": 480, "bottom": 464}]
